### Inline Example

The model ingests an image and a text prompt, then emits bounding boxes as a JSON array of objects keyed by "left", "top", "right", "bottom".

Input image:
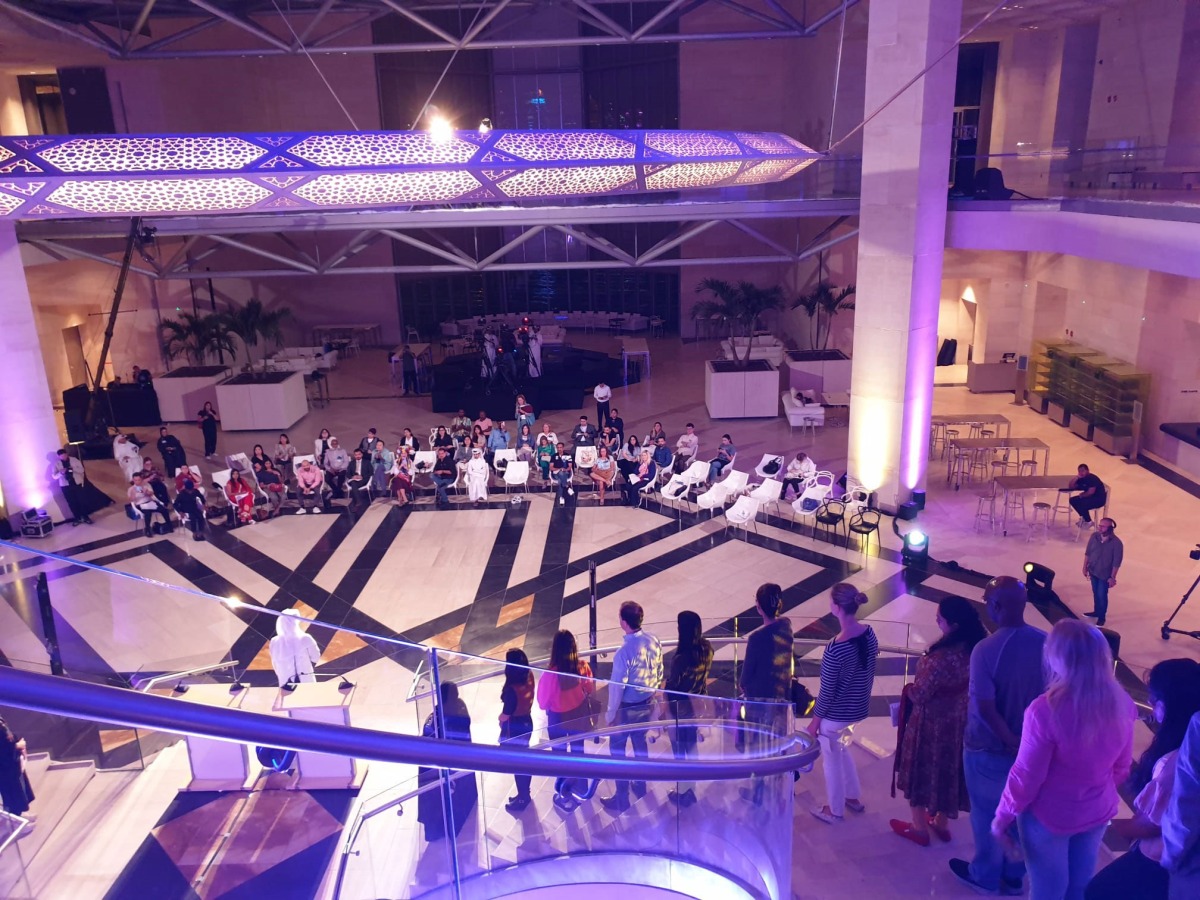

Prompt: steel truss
[
  {"left": 0, "top": 0, "right": 860, "bottom": 59},
  {"left": 16, "top": 199, "right": 859, "bottom": 280}
]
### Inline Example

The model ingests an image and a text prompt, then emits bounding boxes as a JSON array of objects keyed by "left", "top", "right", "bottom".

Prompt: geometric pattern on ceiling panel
[{"left": 0, "top": 130, "right": 820, "bottom": 221}]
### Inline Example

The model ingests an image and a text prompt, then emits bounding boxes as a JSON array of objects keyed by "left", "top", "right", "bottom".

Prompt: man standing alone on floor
[
  {"left": 1083, "top": 517, "right": 1122, "bottom": 627},
  {"left": 950, "top": 575, "right": 1046, "bottom": 896},
  {"left": 593, "top": 381, "right": 612, "bottom": 429},
  {"left": 601, "top": 601, "right": 663, "bottom": 813}
]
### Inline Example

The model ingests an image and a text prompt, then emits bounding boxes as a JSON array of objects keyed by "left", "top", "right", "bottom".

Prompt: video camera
[{"left": 1190, "top": 544, "right": 1200, "bottom": 561}]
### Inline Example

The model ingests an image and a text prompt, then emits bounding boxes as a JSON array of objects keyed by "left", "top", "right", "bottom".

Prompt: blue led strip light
[{"left": 0, "top": 130, "right": 818, "bottom": 220}]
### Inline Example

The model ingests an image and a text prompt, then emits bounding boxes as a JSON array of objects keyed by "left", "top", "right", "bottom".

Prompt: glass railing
[{"left": 0, "top": 811, "right": 32, "bottom": 900}]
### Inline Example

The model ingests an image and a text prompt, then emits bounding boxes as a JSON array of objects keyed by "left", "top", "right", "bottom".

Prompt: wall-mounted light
[{"left": 961, "top": 286, "right": 977, "bottom": 304}]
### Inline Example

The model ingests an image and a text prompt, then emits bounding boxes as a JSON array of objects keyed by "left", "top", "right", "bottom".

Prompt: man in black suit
[{"left": 345, "top": 448, "right": 372, "bottom": 510}]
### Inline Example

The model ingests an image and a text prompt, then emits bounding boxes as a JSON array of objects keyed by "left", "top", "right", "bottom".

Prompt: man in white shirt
[
  {"left": 601, "top": 601, "right": 663, "bottom": 813},
  {"left": 674, "top": 423, "right": 699, "bottom": 473},
  {"left": 53, "top": 448, "right": 93, "bottom": 525},
  {"left": 594, "top": 381, "right": 612, "bottom": 429}
]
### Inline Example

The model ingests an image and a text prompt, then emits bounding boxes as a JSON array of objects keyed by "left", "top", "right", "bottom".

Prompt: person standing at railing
[
  {"left": 418, "top": 681, "right": 476, "bottom": 841},
  {"left": 536, "top": 629, "right": 596, "bottom": 756},
  {"left": 808, "top": 583, "right": 878, "bottom": 824},
  {"left": 601, "top": 601, "right": 663, "bottom": 814},
  {"left": 498, "top": 649, "right": 536, "bottom": 814},
  {"left": 740, "top": 582, "right": 794, "bottom": 806},
  {"left": 666, "top": 610, "right": 713, "bottom": 810},
  {"left": 269, "top": 610, "right": 319, "bottom": 687}
]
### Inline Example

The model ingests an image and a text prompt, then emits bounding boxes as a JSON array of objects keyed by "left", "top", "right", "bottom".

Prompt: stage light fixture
[
  {"left": 427, "top": 114, "right": 452, "bottom": 144},
  {"left": 1023, "top": 561, "right": 1055, "bottom": 593},
  {"left": 478, "top": 117, "right": 492, "bottom": 135},
  {"left": 901, "top": 529, "right": 929, "bottom": 567}
]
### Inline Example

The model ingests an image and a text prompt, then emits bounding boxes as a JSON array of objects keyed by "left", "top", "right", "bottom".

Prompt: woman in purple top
[{"left": 993, "top": 620, "right": 1135, "bottom": 900}]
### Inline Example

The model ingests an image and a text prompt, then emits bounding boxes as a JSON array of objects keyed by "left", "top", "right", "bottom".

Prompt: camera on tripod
[{"left": 1190, "top": 544, "right": 1200, "bottom": 561}]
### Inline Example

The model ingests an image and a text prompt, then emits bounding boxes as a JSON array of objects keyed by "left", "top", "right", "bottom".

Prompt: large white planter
[
  {"left": 704, "top": 360, "right": 780, "bottom": 418},
  {"left": 785, "top": 350, "right": 852, "bottom": 393},
  {"left": 215, "top": 371, "right": 308, "bottom": 431},
  {"left": 155, "top": 366, "right": 231, "bottom": 422}
]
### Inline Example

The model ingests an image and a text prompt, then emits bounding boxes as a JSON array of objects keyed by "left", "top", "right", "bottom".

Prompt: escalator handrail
[{"left": 0, "top": 666, "right": 819, "bottom": 781}]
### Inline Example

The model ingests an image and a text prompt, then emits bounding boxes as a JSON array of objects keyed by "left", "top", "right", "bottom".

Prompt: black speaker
[
  {"left": 0, "top": 517, "right": 13, "bottom": 540},
  {"left": 974, "top": 167, "right": 1015, "bottom": 201},
  {"left": 57, "top": 67, "right": 116, "bottom": 134}
]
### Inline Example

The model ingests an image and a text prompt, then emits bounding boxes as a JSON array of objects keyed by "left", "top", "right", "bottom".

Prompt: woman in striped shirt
[{"left": 808, "top": 582, "right": 879, "bottom": 824}]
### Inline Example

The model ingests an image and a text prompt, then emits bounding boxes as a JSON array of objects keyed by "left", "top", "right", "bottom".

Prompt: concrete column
[
  {"left": 0, "top": 222, "right": 67, "bottom": 523},
  {"left": 847, "top": 0, "right": 961, "bottom": 510}
]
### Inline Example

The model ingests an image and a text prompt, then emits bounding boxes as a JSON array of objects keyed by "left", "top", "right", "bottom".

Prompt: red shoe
[
  {"left": 890, "top": 819, "right": 930, "bottom": 847},
  {"left": 927, "top": 817, "right": 952, "bottom": 843}
]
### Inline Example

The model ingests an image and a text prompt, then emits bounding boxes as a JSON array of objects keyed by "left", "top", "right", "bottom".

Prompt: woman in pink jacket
[{"left": 992, "top": 619, "right": 1135, "bottom": 900}]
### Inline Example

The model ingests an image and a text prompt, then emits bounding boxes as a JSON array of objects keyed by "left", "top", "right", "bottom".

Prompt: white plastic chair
[
  {"left": 698, "top": 469, "right": 749, "bottom": 516},
  {"left": 791, "top": 480, "right": 832, "bottom": 534},
  {"left": 412, "top": 450, "right": 437, "bottom": 486},
  {"left": 749, "top": 478, "right": 784, "bottom": 521},
  {"left": 655, "top": 454, "right": 676, "bottom": 488},
  {"left": 503, "top": 460, "right": 530, "bottom": 493},
  {"left": 754, "top": 454, "right": 785, "bottom": 480},
  {"left": 660, "top": 474, "right": 693, "bottom": 513},
  {"left": 724, "top": 495, "right": 761, "bottom": 538},
  {"left": 680, "top": 460, "right": 709, "bottom": 486},
  {"left": 492, "top": 448, "right": 517, "bottom": 475},
  {"left": 636, "top": 474, "right": 659, "bottom": 510}
]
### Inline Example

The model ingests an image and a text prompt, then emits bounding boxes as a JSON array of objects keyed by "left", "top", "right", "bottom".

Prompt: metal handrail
[
  {"left": 0, "top": 667, "right": 819, "bottom": 782},
  {"left": 0, "top": 810, "right": 31, "bottom": 857},
  {"left": 134, "top": 660, "right": 239, "bottom": 692}
]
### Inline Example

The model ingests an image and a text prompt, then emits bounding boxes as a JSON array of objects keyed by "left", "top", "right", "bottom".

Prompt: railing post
[
  {"left": 35, "top": 573, "right": 64, "bottom": 676},
  {"left": 588, "top": 558, "right": 598, "bottom": 663},
  {"left": 428, "top": 648, "right": 463, "bottom": 899}
]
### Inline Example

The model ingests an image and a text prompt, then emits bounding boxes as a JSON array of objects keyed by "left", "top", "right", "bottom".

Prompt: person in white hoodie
[
  {"left": 269, "top": 610, "right": 319, "bottom": 687},
  {"left": 466, "top": 447, "right": 490, "bottom": 505},
  {"left": 113, "top": 433, "right": 142, "bottom": 481}
]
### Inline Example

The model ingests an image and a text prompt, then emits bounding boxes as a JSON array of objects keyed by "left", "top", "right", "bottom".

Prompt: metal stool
[
  {"left": 1051, "top": 489, "right": 1073, "bottom": 525},
  {"left": 1019, "top": 458, "right": 1037, "bottom": 477},
  {"left": 1027, "top": 501, "right": 1052, "bottom": 543},
  {"left": 930, "top": 422, "right": 947, "bottom": 459},
  {"left": 968, "top": 449, "right": 992, "bottom": 483},
  {"left": 968, "top": 423, "right": 983, "bottom": 439},
  {"left": 947, "top": 446, "right": 971, "bottom": 487},
  {"left": 650, "top": 316, "right": 665, "bottom": 338},
  {"left": 980, "top": 429, "right": 995, "bottom": 439},
  {"left": 1004, "top": 482, "right": 1027, "bottom": 524},
  {"left": 990, "top": 460, "right": 1009, "bottom": 483},
  {"left": 974, "top": 483, "right": 997, "bottom": 533},
  {"left": 942, "top": 429, "right": 960, "bottom": 460}
]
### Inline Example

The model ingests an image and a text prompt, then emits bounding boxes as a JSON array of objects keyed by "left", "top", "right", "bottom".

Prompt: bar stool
[
  {"left": 1027, "top": 500, "right": 1052, "bottom": 543},
  {"left": 968, "top": 448, "right": 992, "bottom": 483},
  {"left": 1051, "top": 488, "right": 1073, "bottom": 525},
  {"left": 1019, "top": 458, "right": 1037, "bottom": 477},
  {"left": 990, "top": 460, "right": 1009, "bottom": 482},
  {"left": 1004, "top": 481, "right": 1028, "bottom": 524},
  {"left": 980, "top": 429, "right": 995, "bottom": 439},
  {"left": 968, "top": 423, "right": 983, "bottom": 439},
  {"left": 974, "top": 482, "right": 997, "bottom": 533},
  {"left": 929, "top": 422, "right": 947, "bottom": 459},
  {"left": 942, "top": 429, "right": 960, "bottom": 460},
  {"left": 947, "top": 446, "right": 971, "bottom": 486}
]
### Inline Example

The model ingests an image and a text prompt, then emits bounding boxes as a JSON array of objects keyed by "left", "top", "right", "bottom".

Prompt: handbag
[{"left": 790, "top": 678, "right": 815, "bottom": 717}]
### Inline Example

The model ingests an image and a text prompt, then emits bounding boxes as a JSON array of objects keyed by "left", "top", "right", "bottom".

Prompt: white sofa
[
  {"left": 721, "top": 337, "right": 786, "bottom": 367},
  {"left": 268, "top": 347, "right": 337, "bottom": 373},
  {"left": 781, "top": 391, "right": 826, "bottom": 429}
]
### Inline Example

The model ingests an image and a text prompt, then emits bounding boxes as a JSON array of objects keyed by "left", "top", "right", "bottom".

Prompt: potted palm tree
[
  {"left": 225, "top": 298, "right": 293, "bottom": 373},
  {"left": 785, "top": 281, "right": 855, "bottom": 395},
  {"left": 156, "top": 313, "right": 237, "bottom": 421},
  {"left": 693, "top": 279, "right": 786, "bottom": 418},
  {"left": 790, "top": 281, "right": 856, "bottom": 351}
]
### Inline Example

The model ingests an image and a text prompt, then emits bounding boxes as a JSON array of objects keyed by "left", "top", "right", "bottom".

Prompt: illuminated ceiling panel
[{"left": 0, "top": 129, "right": 821, "bottom": 221}]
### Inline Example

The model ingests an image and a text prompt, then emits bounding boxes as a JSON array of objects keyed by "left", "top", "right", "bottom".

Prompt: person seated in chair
[
  {"left": 345, "top": 448, "right": 372, "bottom": 510},
  {"left": 295, "top": 458, "right": 326, "bottom": 514},
  {"left": 173, "top": 478, "right": 207, "bottom": 540},
  {"left": 591, "top": 445, "right": 617, "bottom": 504},
  {"left": 622, "top": 450, "right": 657, "bottom": 506},
  {"left": 571, "top": 416, "right": 596, "bottom": 450},
  {"left": 487, "top": 421, "right": 511, "bottom": 466},
  {"left": 538, "top": 421, "right": 559, "bottom": 449},
  {"left": 450, "top": 410, "right": 472, "bottom": 441},
  {"left": 652, "top": 436, "right": 673, "bottom": 471},
  {"left": 674, "top": 423, "right": 700, "bottom": 473},
  {"left": 1063, "top": 463, "right": 1107, "bottom": 527},
  {"left": 475, "top": 410, "right": 494, "bottom": 436},
  {"left": 224, "top": 469, "right": 256, "bottom": 527},
  {"left": 357, "top": 428, "right": 378, "bottom": 456},
  {"left": 390, "top": 446, "right": 414, "bottom": 506},
  {"left": 781, "top": 451, "right": 817, "bottom": 499},
  {"left": 174, "top": 466, "right": 203, "bottom": 494},
  {"left": 551, "top": 442, "right": 575, "bottom": 506},
  {"left": 644, "top": 422, "right": 667, "bottom": 447},
  {"left": 156, "top": 426, "right": 187, "bottom": 477},
  {"left": 255, "top": 460, "right": 285, "bottom": 518},
  {"left": 139, "top": 458, "right": 172, "bottom": 507},
  {"left": 431, "top": 425, "right": 454, "bottom": 451},
  {"left": 431, "top": 447, "right": 456, "bottom": 508},
  {"left": 608, "top": 408, "right": 625, "bottom": 444},
  {"left": 466, "top": 447, "right": 490, "bottom": 506},
  {"left": 371, "top": 439, "right": 394, "bottom": 495},
  {"left": 707, "top": 434, "right": 737, "bottom": 484},
  {"left": 399, "top": 427, "right": 421, "bottom": 454},
  {"left": 324, "top": 437, "right": 350, "bottom": 496},
  {"left": 129, "top": 472, "right": 171, "bottom": 536}
]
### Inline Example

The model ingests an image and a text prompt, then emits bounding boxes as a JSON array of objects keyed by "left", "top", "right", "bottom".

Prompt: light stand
[{"left": 1161, "top": 570, "right": 1200, "bottom": 642}]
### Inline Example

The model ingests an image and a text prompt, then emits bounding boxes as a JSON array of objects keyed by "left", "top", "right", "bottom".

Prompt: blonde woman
[
  {"left": 992, "top": 620, "right": 1135, "bottom": 900},
  {"left": 809, "top": 583, "right": 878, "bottom": 824}
]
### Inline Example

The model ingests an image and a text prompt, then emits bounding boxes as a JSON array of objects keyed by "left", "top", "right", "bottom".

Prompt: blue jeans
[
  {"left": 552, "top": 470, "right": 573, "bottom": 501},
  {"left": 1018, "top": 811, "right": 1105, "bottom": 900},
  {"left": 431, "top": 474, "right": 454, "bottom": 504},
  {"left": 1089, "top": 576, "right": 1109, "bottom": 620},
  {"left": 610, "top": 699, "right": 652, "bottom": 797},
  {"left": 964, "top": 749, "right": 1025, "bottom": 890},
  {"left": 708, "top": 458, "right": 728, "bottom": 482}
]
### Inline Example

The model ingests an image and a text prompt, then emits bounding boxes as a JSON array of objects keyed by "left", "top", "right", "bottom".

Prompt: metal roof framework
[
  {"left": 0, "top": 0, "right": 861, "bottom": 59},
  {"left": 15, "top": 198, "right": 860, "bottom": 280}
]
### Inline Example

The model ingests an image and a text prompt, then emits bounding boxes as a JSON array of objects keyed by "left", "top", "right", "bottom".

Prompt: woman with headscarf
[
  {"left": 370, "top": 439, "right": 394, "bottom": 494},
  {"left": 224, "top": 469, "right": 256, "bottom": 526},
  {"left": 466, "top": 447, "right": 490, "bottom": 505},
  {"left": 269, "top": 610, "right": 319, "bottom": 687}
]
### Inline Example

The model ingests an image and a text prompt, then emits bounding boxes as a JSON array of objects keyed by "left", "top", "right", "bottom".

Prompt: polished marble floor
[{"left": 2, "top": 332, "right": 1198, "bottom": 898}]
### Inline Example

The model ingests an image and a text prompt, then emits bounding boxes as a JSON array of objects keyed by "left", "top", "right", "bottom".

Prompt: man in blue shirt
[
  {"left": 486, "top": 420, "right": 510, "bottom": 466},
  {"left": 601, "top": 601, "right": 663, "bottom": 813},
  {"left": 652, "top": 436, "right": 672, "bottom": 470}
]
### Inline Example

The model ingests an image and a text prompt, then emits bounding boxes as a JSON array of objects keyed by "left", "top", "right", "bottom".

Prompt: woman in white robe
[
  {"left": 113, "top": 434, "right": 143, "bottom": 481},
  {"left": 465, "top": 448, "right": 490, "bottom": 505},
  {"left": 269, "top": 610, "right": 319, "bottom": 687}
]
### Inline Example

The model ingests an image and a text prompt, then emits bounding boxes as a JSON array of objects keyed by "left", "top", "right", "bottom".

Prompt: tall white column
[
  {"left": 0, "top": 221, "right": 67, "bottom": 522},
  {"left": 847, "top": 0, "right": 962, "bottom": 510}
]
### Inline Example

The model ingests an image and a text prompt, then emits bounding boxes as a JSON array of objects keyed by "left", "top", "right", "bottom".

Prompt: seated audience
[
  {"left": 617, "top": 435, "right": 642, "bottom": 478},
  {"left": 324, "top": 437, "right": 350, "bottom": 496},
  {"left": 644, "top": 421, "right": 667, "bottom": 446},
  {"left": 652, "top": 436, "right": 673, "bottom": 470},
  {"left": 274, "top": 433, "right": 297, "bottom": 482},
  {"left": 174, "top": 466, "right": 202, "bottom": 494},
  {"left": 157, "top": 426, "right": 187, "bottom": 477},
  {"left": 357, "top": 427, "right": 378, "bottom": 455},
  {"left": 255, "top": 460, "right": 285, "bottom": 517},
  {"left": 391, "top": 446, "right": 414, "bottom": 506},
  {"left": 129, "top": 472, "right": 171, "bottom": 536},
  {"left": 113, "top": 432, "right": 142, "bottom": 480},
  {"left": 466, "top": 447, "right": 490, "bottom": 505},
  {"left": 140, "top": 458, "right": 171, "bottom": 506},
  {"left": 450, "top": 410, "right": 471, "bottom": 441},
  {"left": 622, "top": 450, "right": 657, "bottom": 506},
  {"left": 345, "top": 448, "right": 372, "bottom": 508},
  {"left": 475, "top": 410, "right": 494, "bottom": 435},
  {"left": 608, "top": 408, "right": 625, "bottom": 443},
  {"left": 250, "top": 443, "right": 270, "bottom": 470},
  {"left": 538, "top": 422, "right": 558, "bottom": 448},
  {"left": 707, "top": 434, "right": 737, "bottom": 484},
  {"left": 571, "top": 416, "right": 596, "bottom": 449},
  {"left": 431, "top": 425, "right": 454, "bottom": 450},
  {"left": 315, "top": 428, "right": 332, "bottom": 467},
  {"left": 782, "top": 451, "right": 817, "bottom": 498},
  {"left": 371, "top": 439, "right": 394, "bottom": 494},
  {"left": 674, "top": 423, "right": 699, "bottom": 473},
  {"left": 516, "top": 424, "right": 536, "bottom": 462},
  {"left": 295, "top": 458, "right": 326, "bottom": 513},
  {"left": 591, "top": 445, "right": 617, "bottom": 503},
  {"left": 487, "top": 421, "right": 511, "bottom": 465},
  {"left": 224, "top": 469, "right": 256, "bottom": 526},
  {"left": 173, "top": 477, "right": 206, "bottom": 540},
  {"left": 536, "top": 435, "right": 555, "bottom": 480},
  {"left": 431, "top": 447, "right": 456, "bottom": 508},
  {"left": 399, "top": 427, "right": 421, "bottom": 454},
  {"left": 551, "top": 442, "right": 575, "bottom": 505}
]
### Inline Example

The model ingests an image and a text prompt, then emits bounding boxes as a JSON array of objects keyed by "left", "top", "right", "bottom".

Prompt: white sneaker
[
  {"left": 559, "top": 497, "right": 565, "bottom": 506},
  {"left": 295, "top": 509, "right": 305, "bottom": 515}
]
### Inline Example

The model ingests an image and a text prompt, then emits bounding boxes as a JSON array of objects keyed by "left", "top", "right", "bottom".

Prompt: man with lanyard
[
  {"left": 53, "top": 448, "right": 93, "bottom": 525},
  {"left": 601, "top": 600, "right": 663, "bottom": 813}
]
